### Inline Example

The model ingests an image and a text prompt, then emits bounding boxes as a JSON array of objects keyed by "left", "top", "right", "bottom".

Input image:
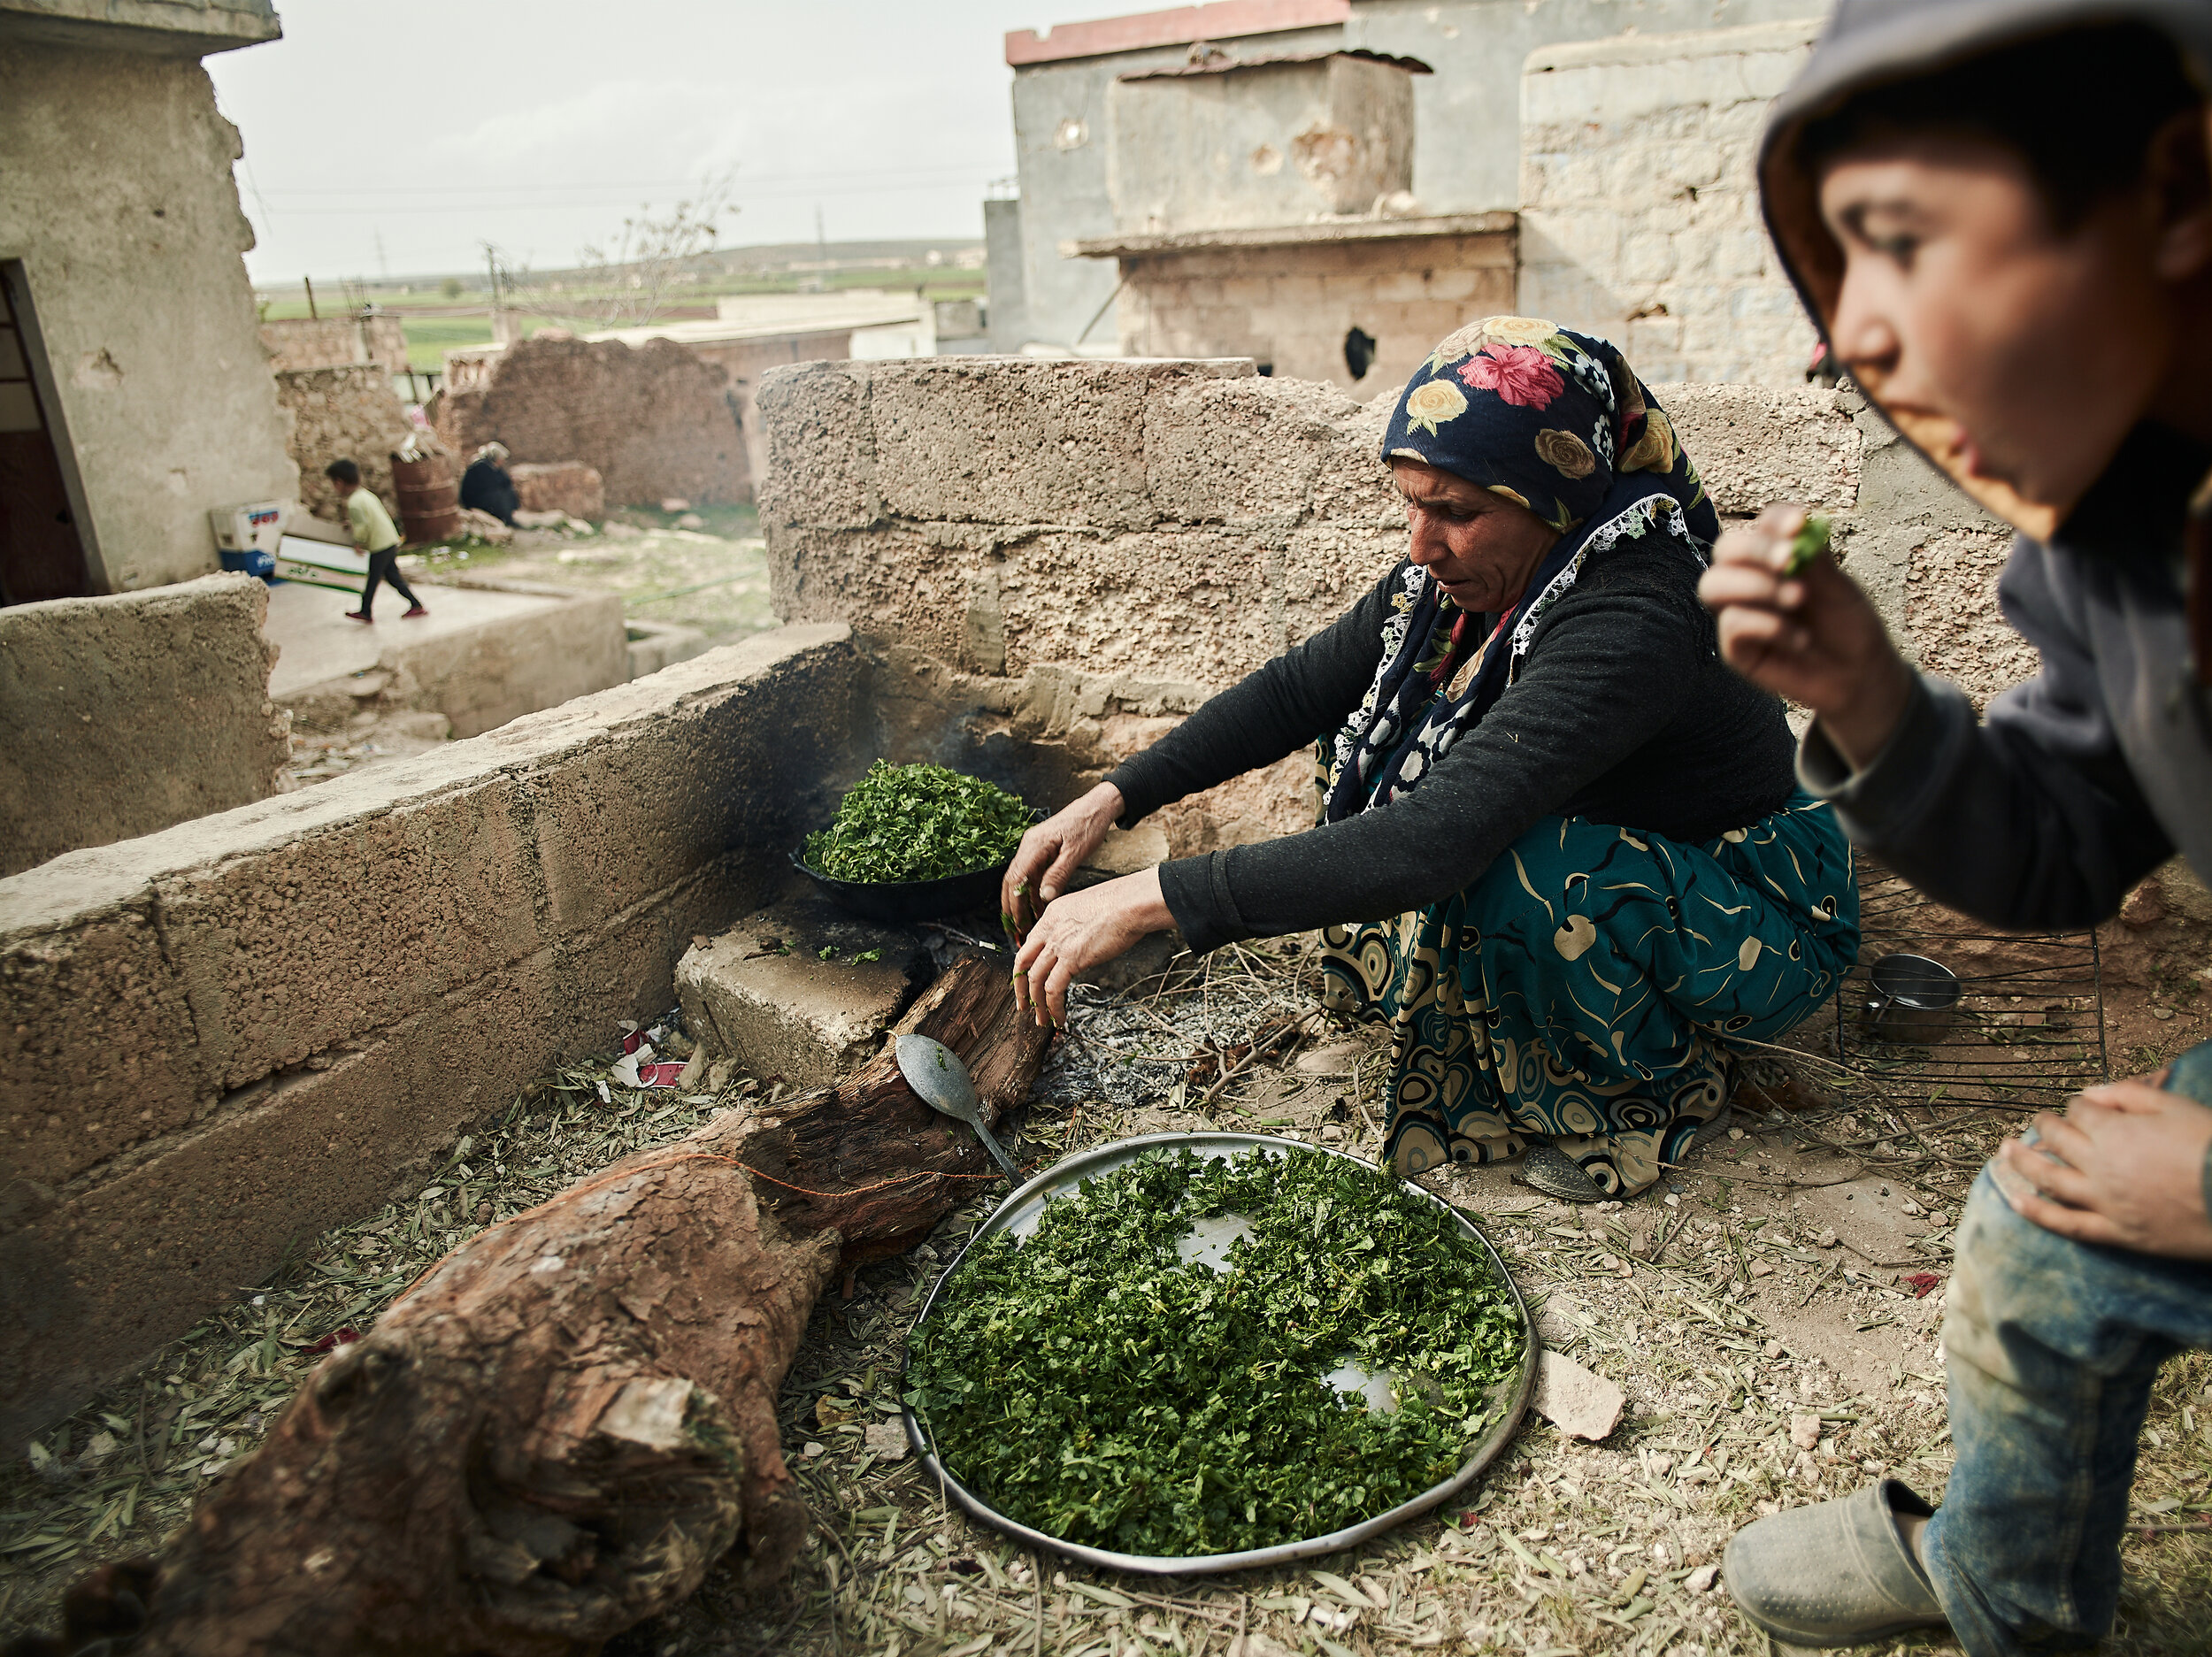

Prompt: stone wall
[
  {"left": 1109, "top": 221, "right": 1517, "bottom": 393},
  {"left": 510, "top": 460, "right": 605, "bottom": 520},
  {"left": 0, "top": 625, "right": 862, "bottom": 1443},
  {"left": 0, "top": 572, "right": 291, "bottom": 878},
  {"left": 258, "top": 312, "right": 409, "bottom": 375},
  {"left": 273, "top": 364, "right": 417, "bottom": 523},
  {"left": 1517, "top": 20, "right": 1824, "bottom": 387},
  {"left": 430, "top": 333, "right": 748, "bottom": 509},
  {"left": 0, "top": 37, "right": 296, "bottom": 593}
]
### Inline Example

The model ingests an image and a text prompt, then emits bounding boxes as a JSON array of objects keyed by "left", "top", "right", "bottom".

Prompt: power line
[
  {"left": 261, "top": 177, "right": 996, "bottom": 216},
  {"left": 250, "top": 162, "right": 1007, "bottom": 199}
]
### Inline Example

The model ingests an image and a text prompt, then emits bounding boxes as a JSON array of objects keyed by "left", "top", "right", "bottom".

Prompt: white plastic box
[{"left": 209, "top": 501, "right": 287, "bottom": 556}]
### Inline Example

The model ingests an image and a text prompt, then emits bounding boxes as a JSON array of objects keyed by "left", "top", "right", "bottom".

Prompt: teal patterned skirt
[{"left": 1320, "top": 792, "right": 1860, "bottom": 1197}]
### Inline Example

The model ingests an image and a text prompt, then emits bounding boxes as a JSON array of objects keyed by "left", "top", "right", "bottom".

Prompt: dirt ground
[{"left": 4, "top": 932, "right": 2207, "bottom": 1656}]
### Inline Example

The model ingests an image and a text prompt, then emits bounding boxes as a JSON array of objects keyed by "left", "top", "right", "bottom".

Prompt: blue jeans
[{"left": 1924, "top": 1040, "right": 2212, "bottom": 1654}]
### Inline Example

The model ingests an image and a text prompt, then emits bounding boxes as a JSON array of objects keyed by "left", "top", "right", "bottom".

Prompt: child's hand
[
  {"left": 1697, "top": 502, "right": 1917, "bottom": 768},
  {"left": 1994, "top": 1083, "right": 2212, "bottom": 1260}
]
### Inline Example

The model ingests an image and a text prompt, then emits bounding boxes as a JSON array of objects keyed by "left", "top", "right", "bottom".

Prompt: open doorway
[{"left": 0, "top": 264, "right": 93, "bottom": 603}]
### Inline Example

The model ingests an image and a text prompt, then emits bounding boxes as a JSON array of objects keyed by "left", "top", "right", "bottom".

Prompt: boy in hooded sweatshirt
[{"left": 1698, "top": 2, "right": 2212, "bottom": 1651}]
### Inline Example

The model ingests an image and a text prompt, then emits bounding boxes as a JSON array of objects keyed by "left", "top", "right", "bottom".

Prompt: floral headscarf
[{"left": 1323, "top": 317, "right": 1718, "bottom": 824}]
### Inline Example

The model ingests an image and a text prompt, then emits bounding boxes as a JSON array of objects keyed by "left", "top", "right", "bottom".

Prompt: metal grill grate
[{"left": 1832, "top": 855, "right": 2108, "bottom": 1107}]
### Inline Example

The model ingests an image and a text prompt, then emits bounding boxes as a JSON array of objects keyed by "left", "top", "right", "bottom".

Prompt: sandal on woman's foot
[
  {"left": 1519, "top": 1143, "right": 1608, "bottom": 1204},
  {"left": 1723, "top": 1480, "right": 1949, "bottom": 1646},
  {"left": 1690, "top": 1104, "right": 1734, "bottom": 1152}
]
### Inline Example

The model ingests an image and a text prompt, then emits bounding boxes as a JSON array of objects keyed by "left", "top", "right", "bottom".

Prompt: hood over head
[{"left": 1760, "top": 0, "right": 2212, "bottom": 538}]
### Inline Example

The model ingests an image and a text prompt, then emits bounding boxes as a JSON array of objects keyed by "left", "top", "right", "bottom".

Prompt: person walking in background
[
  {"left": 325, "top": 457, "right": 426, "bottom": 624},
  {"left": 459, "top": 441, "right": 520, "bottom": 525}
]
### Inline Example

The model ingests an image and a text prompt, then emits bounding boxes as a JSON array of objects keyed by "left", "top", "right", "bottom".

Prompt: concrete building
[
  {"left": 997, "top": 0, "right": 1835, "bottom": 358},
  {"left": 1082, "top": 214, "right": 1516, "bottom": 391},
  {"left": 0, "top": 0, "right": 295, "bottom": 603},
  {"left": 1103, "top": 48, "right": 1425, "bottom": 235},
  {"left": 1340, "top": 0, "right": 1831, "bottom": 223},
  {"left": 1002, "top": 0, "right": 1353, "bottom": 354},
  {"left": 1065, "top": 43, "right": 1515, "bottom": 392}
]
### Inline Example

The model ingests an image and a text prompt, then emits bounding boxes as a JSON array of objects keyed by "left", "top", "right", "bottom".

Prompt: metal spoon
[{"left": 895, "top": 1033, "right": 1022, "bottom": 1183}]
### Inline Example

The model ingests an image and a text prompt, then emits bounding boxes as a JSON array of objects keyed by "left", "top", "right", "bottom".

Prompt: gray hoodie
[{"left": 1758, "top": 0, "right": 2212, "bottom": 926}]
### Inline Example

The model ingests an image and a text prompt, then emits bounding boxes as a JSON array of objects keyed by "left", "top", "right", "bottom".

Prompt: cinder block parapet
[
  {"left": 0, "top": 624, "right": 864, "bottom": 1445},
  {"left": 0, "top": 573, "right": 290, "bottom": 878},
  {"left": 756, "top": 355, "right": 1259, "bottom": 535}
]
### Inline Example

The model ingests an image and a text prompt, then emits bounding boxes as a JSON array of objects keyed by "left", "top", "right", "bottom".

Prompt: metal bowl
[
  {"left": 788, "top": 848, "right": 1013, "bottom": 926},
  {"left": 900, "top": 1132, "right": 1539, "bottom": 1576}
]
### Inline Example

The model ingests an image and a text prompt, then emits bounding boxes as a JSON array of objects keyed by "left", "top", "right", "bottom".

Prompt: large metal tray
[{"left": 900, "top": 1132, "right": 1539, "bottom": 1576}]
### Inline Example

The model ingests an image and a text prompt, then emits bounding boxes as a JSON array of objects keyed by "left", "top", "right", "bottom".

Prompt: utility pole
[
  {"left": 376, "top": 229, "right": 389, "bottom": 281},
  {"left": 484, "top": 243, "right": 506, "bottom": 345},
  {"left": 815, "top": 203, "right": 827, "bottom": 269},
  {"left": 303, "top": 274, "right": 318, "bottom": 319}
]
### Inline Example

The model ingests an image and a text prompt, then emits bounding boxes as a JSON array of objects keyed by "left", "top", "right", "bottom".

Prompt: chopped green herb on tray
[
  {"left": 904, "top": 1145, "right": 1525, "bottom": 1559},
  {"left": 802, "top": 761, "right": 1031, "bottom": 886}
]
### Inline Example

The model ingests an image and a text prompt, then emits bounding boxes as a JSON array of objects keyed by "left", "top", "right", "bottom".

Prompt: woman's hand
[
  {"left": 1012, "top": 869, "right": 1173, "bottom": 1028},
  {"left": 1696, "top": 502, "right": 1917, "bottom": 770},
  {"left": 1993, "top": 1082, "right": 2212, "bottom": 1259},
  {"left": 1002, "top": 781, "right": 1125, "bottom": 938}
]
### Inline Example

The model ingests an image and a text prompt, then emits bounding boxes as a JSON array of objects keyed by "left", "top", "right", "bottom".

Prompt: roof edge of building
[
  {"left": 1066, "top": 211, "right": 1517, "bottom": 259},
  {"left": 0, "top": 0, "right": 280, "bottom": 57},
  {"left": 1117, "top": 45, "right": 1431, "bottom": 80},
  {"left": 1006, "top": 0, "right": 1348, "bottom": 66}
]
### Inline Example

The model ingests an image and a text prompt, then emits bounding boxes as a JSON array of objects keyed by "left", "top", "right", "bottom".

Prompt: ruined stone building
[
  {"left": 432, "top": 291, "right": 974, "bottom": 505},
  {"left": 0, "top": 0, "right": 295, "bottom": 602},
  {"left": 993, "top": 0, "right": 1833, "bottom": 387}
]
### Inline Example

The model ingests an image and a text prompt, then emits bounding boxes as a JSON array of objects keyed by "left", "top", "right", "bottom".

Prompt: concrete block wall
[
  {"left": 757, "top": 357, "right": 2018, "bottom": 861},
  {"left": 0, "top": 625, "right": 863, "bottom": 1442},
  {"left": 1114, "top": 227, "right": 1517, "bottom": 392},
  {"left": 0, "top": 573, "right": 291, "bottom": 878},
  {"left": 1517, "top": 19, "right": 1824, "bottom": 387}
]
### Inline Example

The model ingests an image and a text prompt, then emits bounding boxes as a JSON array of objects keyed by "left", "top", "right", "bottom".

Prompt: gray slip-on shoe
[
  {"left": 1724, "top": 1480, "right": 1949, "bottom": 1646},
  {"left": 1519, "top": 1142, "right": 1609, "bottom": 1204}
]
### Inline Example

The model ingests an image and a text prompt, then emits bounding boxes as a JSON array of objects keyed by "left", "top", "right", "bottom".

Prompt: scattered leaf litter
[{"left": 7, "top": 946, "right": 2209, "bottom": 1656}]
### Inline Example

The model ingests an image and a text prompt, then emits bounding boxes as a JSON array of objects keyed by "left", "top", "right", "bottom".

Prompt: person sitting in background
[
  {"left": 459, "top": 441, "right": 519, "bottom": 525},
  {"left": 1699, "top": 5, "right": 2212, "bottom": 1650},
  {"left": 325, "top": 457, "right": 426, "bottom": 625}
]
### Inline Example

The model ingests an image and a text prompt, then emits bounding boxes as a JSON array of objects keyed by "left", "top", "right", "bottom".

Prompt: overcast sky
[{"left": 208, "top": 0, "right": 1065, "bottom": 287}]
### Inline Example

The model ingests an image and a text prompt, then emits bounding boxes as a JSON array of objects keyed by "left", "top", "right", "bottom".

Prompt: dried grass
[{"left": 6, "top": 945, "right": 2209, "bottom": 1657}]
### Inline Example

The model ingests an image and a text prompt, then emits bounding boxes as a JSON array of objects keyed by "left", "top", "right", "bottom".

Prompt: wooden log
[{"left": 60, "top": 955, "right": 1048, "bottom": 1657}]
